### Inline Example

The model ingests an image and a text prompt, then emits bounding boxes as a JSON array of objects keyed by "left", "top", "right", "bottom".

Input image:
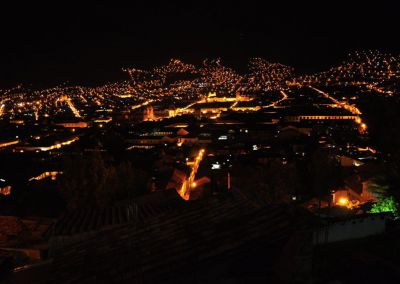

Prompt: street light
[{"left": 338, "top": 197, "right": 348, "bottom": 206}]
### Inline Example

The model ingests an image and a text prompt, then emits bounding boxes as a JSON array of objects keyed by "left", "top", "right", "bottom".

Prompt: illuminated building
[
  {"left": 143, "top": 106, "right": 155, "bottom": 121},
  {"left": 29, "top": 171, "right": 63, "bottom": 182},
  {"left": 55, "top": 121, "right": 88, "bottom": 128},
  {"left": 0, "top": 185, "right": 11, "bottom": 196},
  {"left": 285, "top": 114, "right": 359, "bottom": 123}
]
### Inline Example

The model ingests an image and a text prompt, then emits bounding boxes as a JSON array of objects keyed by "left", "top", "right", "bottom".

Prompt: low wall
[{"left": 313, "top": 214, "right": 388, "bottom": 245}]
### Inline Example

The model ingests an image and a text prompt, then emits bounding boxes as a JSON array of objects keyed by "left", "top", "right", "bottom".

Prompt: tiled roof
[
  {"left": 26, "top": 191, "right": 315, "bottom": 283},
  {"left": 50, "top": 190, "right": 185, "bottom": 237}
]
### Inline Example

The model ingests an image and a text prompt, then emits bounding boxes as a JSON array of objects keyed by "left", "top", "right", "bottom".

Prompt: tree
[
  {"left": 262, "top": 160, "right": 300, "bottom": 202},
  {"left": 231, "top": 159, "right": 300, "bottom": 203},
  {"left": 58, "top": 153, "right": 147, "bottom": 210},
  {"left": 308, "top": 149, "right": 340, "bottom": 205},
  {"left": 364, "top": 97, "right": 400, "bottom": 205},
  {"left": 369, "top": 196, "right": 398, "bottom": 216},
  {"left": 365, "top": 174, "right": 400, "bottom": 217}
]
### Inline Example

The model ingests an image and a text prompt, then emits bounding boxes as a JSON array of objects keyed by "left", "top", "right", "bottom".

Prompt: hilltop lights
[
  {"left": 0, "top": 57, "right": 307, "bottom": 125},
  {"left": 296, "top": 50, "right": 400, "bottom": 97}
]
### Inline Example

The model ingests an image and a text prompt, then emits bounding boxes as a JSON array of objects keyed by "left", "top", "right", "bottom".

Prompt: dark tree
[
  {"left": 58, "top": 153, "right": 147, "bottom": 210},
  {"left": 231, "top": 159, "right": 301, "bottom": 203},
  {"left": 308, "top": 149, "right": 341, "bottom": 205}
]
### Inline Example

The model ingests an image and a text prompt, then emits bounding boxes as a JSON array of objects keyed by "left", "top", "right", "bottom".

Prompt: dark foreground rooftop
[{"left": 6, "top": 190, "right": 316, "bottom": 283}]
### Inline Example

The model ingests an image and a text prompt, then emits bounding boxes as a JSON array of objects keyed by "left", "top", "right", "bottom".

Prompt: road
[
  {"left": 310, "top": 86, "right": 362, "bottom": 115},
  {"left": 310, "top": 86, "right": 366, "bottom": 133},
  {"left": 263, "top": 90, "right": 288, "bottom": 108},
  {"left": 58, "top": 96, "right": 82, "bottom": 118},
  {"left": 131, "top": 99, "right": 153, "bottom": 110},
  {"left": 177, "top": 149, "right": 205, "bottom": 201},
  {"left": 66, "top": 98, "right": 82, "bottom": 118},
  {"left": 0, "top": 103, "right": 5, "bottom": 117}
]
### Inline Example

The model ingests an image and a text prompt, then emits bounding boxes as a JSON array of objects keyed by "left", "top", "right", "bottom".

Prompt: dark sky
[{"left": 1, "top": 1, "right": 399, "bottom": 87}]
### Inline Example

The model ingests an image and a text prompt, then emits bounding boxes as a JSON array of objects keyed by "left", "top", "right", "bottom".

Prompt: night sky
[{"left": 1, "top": 1, "right": 399, "bottom": 87}]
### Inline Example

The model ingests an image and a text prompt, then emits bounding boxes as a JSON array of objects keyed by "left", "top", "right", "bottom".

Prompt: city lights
[{"left": 0, "top": 5, "right": 399, "bottom": 282}]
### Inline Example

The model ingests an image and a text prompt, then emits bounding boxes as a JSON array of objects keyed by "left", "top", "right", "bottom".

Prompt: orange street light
[{"left": 338, "top": 197, "right": 348, "bottom": 206}]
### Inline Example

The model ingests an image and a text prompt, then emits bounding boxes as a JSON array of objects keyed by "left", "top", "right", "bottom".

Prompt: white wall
[{"left": 313, "top": 215, "right": 387, "bottom": 244}]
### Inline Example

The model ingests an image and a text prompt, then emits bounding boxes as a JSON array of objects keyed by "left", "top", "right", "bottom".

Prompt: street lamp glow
[
  {"left": 361, "top": 123, "right": 367, "bottom": 130},
  {"left": 338, "top": 197, "right": 348, "bottom": 206}
]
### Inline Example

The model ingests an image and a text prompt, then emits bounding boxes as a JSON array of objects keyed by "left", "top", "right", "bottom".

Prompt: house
[{"left": 0, "top": 216, "right": 54, "bottom": 261}]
